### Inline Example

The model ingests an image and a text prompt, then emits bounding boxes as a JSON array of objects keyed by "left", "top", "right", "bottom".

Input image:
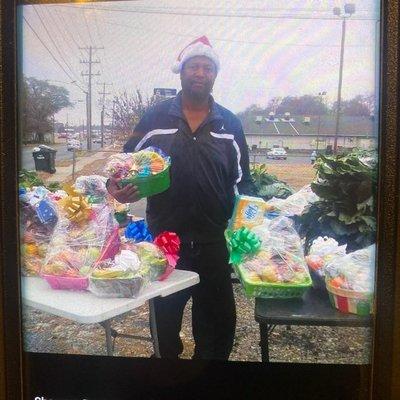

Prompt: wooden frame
[{"left": 1, "top": 0, "right": 399, "bottom": 398}]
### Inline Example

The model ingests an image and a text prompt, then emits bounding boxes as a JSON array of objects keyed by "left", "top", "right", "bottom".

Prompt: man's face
[{"left": 180, "top": 56, "right": 217, "bottom": 101}]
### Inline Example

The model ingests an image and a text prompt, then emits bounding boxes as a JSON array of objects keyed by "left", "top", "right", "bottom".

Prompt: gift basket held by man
[{"left": 106, "top": 36, "right": 254, "bottom": 360}]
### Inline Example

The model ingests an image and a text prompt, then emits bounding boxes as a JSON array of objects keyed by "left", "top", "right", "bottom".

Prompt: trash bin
[{"left": 32, "top": 145, "right": 57, "bottom": 174}]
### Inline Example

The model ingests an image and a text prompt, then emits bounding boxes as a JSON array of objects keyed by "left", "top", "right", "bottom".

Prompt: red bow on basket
[{"left": 154, "top": 231, "right": 181, "bottom": 281}]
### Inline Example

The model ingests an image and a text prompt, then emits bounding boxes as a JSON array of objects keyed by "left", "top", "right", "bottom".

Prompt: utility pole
[
  {"left": 80, "top": 46, "right": 102, "bottom": 150},
  {"left": 98, "top": 82, "right": 112, "bottom": 148},
  {"left": 111, "top": 99, "right": 116, "bottom": 146}
]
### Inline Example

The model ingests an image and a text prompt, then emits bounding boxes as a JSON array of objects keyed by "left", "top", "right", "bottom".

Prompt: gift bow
[
  {"left": 124, "top": 220, "right": 153, "bottom": 242},
  {"left": 154, "top": 232, "right": 181, "bottom": 280},
  {"left": 60, "top": 184, "right": 92, "bottom": 224},
  {"left": 226, "top": 227, "right": 261, "bottom": 265}
]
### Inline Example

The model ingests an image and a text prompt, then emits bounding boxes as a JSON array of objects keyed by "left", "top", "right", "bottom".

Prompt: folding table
[
  {"left": 255, "top": 288, "right": 372, "bottom": 362},
  {"left": 21, "top": 269, "right": 199, "bottom": 356}
]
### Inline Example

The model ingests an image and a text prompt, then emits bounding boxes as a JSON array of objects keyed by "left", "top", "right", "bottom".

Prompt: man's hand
[{"left": 106, "top": 177, "right": 141, "bottom": 203}]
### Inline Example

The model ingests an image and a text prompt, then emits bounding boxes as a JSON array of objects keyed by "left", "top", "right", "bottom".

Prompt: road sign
[{"left": 154, "top": 88, "right": 177, "bottom": 97}]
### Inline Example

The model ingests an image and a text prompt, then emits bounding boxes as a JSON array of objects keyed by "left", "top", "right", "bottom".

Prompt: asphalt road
[
  {"left": 249, "top": 153, "right": 311, "bottom": 165},
  {"left": 20, "top": 141, "right": 104, "bottom": 170}
]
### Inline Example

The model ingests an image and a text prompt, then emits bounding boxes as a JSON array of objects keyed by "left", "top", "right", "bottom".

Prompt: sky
[{"left": 20, "top": 0, "right": 380, "bottom": 126}]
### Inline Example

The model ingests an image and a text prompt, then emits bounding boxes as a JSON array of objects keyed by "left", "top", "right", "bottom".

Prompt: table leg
[
  {"left": 102, "top": 320, "right": 114, "bottom": 356},
  {"left": 149, "top": 299, "right": 161, "bottom": 358},
  {"left": 259, "top": 323, "right": 270, "bottom": 362}
]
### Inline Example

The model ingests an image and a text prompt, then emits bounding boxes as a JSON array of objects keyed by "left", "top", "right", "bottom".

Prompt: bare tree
[{"left": 106, "top": 90, "right": 158, "bottom": 138}]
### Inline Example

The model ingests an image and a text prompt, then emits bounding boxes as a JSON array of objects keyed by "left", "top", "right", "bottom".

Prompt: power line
[
  {"left": 53, "top": 4, "right": 378, "bottom": 21},
  {"left": 23, "top": 16, "right": 86, "bottom": 93},
  {"left": 32, "top": 5, "right": 83, "bottom": 84},
  {"left": 103, "top": 19, "right": 373, "bottom": 48},
  {"left": 82, "top": 9, "right": 95, "bottom": 46}
]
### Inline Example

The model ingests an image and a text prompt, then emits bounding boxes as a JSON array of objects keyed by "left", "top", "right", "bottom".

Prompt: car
[
  {"left": 67, "top": 139, "right": 83, "bottom": 151},
  {"left": 57, "top": 132, "right": 67, "bottom": 139},
  {"left": 267, "top": 147, "right": 287, "bottom": 160},
  {"left": 93, "top": 138, "right": 102, "bottom": 144}
]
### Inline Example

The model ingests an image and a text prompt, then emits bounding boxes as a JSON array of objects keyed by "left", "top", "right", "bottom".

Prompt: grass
[{"left": 264, "top": 163, "right": 317, "bottom": 191}]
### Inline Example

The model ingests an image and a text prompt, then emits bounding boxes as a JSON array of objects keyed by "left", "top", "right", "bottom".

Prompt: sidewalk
[{"left": 46, "top": 148, "right": 118, "bottom": 183}]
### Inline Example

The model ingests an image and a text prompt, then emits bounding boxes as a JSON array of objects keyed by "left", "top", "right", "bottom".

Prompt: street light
[
  {"left": 333, "top": 3, "right": 355, "bottom": 154},
  {"left": 316, "top": 91, "right": 327, "bottom": 153}
]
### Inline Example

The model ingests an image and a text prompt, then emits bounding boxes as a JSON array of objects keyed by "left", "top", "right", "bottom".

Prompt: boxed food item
[{"left": 229, "top": 195, "right": 273, "bottom": 230}]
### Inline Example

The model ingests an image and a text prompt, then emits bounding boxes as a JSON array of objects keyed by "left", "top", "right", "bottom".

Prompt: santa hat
[{"left": 172, "top": 36, "right": 220, "bottom": 74}]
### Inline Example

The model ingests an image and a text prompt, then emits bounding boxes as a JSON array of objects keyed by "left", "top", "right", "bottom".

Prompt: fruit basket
[
  {"left": 119, "top": 165, "right": 170, "bottom": 198},
  {"left": 326, "top": 280, "right": 373, "bottom": 316},
  {"left": 234, "top": 264, "right": 311, "bottom": 299},
  {"left": 42, "top": 274, "right": 89, "bottom": 291},
  {"left": 89, "top": 275, "right": 145, "bottom": 298}
]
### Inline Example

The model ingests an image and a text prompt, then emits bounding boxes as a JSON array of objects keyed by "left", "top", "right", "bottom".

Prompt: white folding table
[{"left": 21, "top": 270, "right": 199, "bottom": 356}]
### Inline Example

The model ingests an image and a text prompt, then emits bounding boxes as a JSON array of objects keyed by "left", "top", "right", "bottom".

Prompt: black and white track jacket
[{"left": 123, "top": 91, "right": 253, "bottom": 243}]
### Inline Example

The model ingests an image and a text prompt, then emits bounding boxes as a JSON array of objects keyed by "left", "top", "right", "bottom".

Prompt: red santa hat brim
[{"left": 172, "top": 36, "right": 220, "bottom": 74}]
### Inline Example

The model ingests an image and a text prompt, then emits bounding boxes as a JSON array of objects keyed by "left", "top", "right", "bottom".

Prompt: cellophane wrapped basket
[
  {"left": 228, "top": 217, "right": 312, "bottom": 299},
  {"left": 105, "top": 147, "right": 171, "bottom": 198}
]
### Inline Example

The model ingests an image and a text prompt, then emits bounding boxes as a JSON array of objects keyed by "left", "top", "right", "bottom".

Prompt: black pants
[{"left": 151, "top": 240, "right": 236, "bottom": 360}]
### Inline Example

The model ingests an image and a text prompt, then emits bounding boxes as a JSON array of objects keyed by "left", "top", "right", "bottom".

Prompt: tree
[
  {"left": 21, "top": 77, "right": 72, "bottom": 143},
  {"left": 333, "top": 94, "right": 374, "bottom": 117},
  {"left": 272, "top": 95, "right": 329, "bottom": 116},
  {"left": 106, "top": 90, "right": 158, "bottom": 137}
]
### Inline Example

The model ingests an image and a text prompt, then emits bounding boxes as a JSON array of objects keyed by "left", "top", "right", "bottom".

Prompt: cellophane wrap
[
  {"left": 19, "top": 187, "right": 59, "bottom": 276},
  {"left": 104, "top": 147, "right": 170, "bottom": 180},
  {"left": 324, "top": 245, "right": 375, "bottom": 293},
  {"left": 88, "top": 250, "right": 148, "bottom": 298},
  {"left": 41, "top": 203, "right": 115, "bottom": 280},
  {"left": 267, "top": 185, "right": 319, "bottom": 217},
  {"left": 240, "top": 217, "right": 311, "bottom": 285},
  {"left": 74, "top": 175, "right": 108, "bottom": 203},
  {"left": 305, "top": 236, "right": 347, "bottom": 280}
]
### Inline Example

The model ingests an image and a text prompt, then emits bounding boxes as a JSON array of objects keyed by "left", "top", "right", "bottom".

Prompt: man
[{"left": 107, "top": 36, "right": 253, "bottom": 360}]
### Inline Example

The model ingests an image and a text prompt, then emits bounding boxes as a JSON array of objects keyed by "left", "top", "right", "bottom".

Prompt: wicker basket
[
  {"left": 326, "top": 280, "right": 373, "bottom": 316},
  {"left": 234, "top": 264, "right": 312, "bottom": 299},
  {"left": 119, "top": 166, "right": 170, "bottom": 198}
]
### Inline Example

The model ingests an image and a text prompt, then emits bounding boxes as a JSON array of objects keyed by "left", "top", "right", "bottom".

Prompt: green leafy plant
[
  {"left": 250, "top": 164, "right": 294, "bottom": 200},
  {"left": 297, "top": 151, "right": 377, "bottom": 253},
  {"left": 19, "top": 169, "right": 61, "bottom": 192}
]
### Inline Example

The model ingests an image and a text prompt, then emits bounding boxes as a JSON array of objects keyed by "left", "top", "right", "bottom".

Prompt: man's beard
[{"left": 182, "top": 80, "right": 213, "bottom": 102}]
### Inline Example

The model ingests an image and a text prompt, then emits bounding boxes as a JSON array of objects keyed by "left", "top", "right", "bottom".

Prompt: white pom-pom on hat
[{"left": 172, "top": 35, "right": 220, "bottom": 74}]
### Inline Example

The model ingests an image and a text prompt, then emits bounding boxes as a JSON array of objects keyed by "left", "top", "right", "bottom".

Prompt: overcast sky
[{"left": 20, "top": 0, "right": 380, "bottom": 125}]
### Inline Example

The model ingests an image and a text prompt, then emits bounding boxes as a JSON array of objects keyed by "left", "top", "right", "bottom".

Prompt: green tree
[
  {"left": 20, "top": 77, "right": 72, "bottom": 143},
  {"left": 273, "top": 95, "right": 329, "bottom": 116},
  {"left": 333, "top": 94, "right": 374, "bottom": 117}
]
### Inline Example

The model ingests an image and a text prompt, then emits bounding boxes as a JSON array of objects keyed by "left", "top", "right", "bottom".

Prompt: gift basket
[
  {"left": 267, "top": 185, "right": 319, "bottom": 217},
  {"left": 19, "top": 187, "right": 59, "bottom": 276},
  {"left": 226, "top": 217, "right": 312, "bottom": 298},
  {"left": 89, "top": 250, "right": 147, "bottom": 298},
  {"left": 74, "top": 175, "right": 108, "bottom": 204},
  {"left": 324, "top": 245, "right": 375, "bottom": 315},
  {"left": 105, "top": 147, "right": 171, "bottom": 198},
  {"left": 41, "top": 187, "right": 115, "bottom": 290},
  {"left": 304, "top": 237, "right": 347, "bottom": 290}
]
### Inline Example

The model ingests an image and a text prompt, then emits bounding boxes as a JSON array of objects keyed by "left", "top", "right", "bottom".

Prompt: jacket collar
[{"left": 168, "top": 91, "right": 223, "bottom": 122}]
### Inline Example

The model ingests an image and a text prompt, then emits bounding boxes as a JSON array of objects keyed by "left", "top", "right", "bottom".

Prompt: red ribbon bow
[{"left": 154, "top": 231, "right": 181, "bottom": 280}]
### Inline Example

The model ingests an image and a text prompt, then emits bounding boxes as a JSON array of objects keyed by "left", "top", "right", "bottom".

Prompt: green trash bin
[{"left": 32, "top": 145, "right": 57, "bottom": 174}]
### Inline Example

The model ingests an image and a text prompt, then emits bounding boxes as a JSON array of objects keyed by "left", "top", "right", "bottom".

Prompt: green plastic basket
[
  {"left": 233, "top": 264, "right": 312, "bottom": 299},
  {"left": 119, "top": 166, "right": 170, "bottom": 198}
]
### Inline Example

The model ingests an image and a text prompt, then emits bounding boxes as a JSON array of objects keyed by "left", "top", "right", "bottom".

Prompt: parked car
[
  {"left": 57, "top": 132, "right": 67, "bottom": 139},
  {"left": 93, "top": 138, "right": 102, "bottom": 144},
  {"left": 67, "top": 139, "right": 82, "bottom": 151},
  {"left": 267, "top": 147, "right": 287, "bottom": 160}
]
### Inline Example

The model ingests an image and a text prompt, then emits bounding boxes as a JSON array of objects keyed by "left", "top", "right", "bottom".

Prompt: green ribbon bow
[{"left": 226, "top": 227, "right": 261, "bottom": 265}]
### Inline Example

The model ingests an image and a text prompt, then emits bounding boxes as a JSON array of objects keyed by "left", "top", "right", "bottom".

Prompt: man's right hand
[{"left": 106, "top": 177, "right": 141, "bottom": 203}]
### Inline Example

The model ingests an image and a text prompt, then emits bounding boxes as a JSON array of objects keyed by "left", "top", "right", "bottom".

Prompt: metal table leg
[
  {"left": 101, "top": 320, "right": 114, "bottom": 356},
  {"left": 259, "top": 323, "right": 270, "bottom": 362},
  {"left": 149, "top": 299, "right": 160, "bottom": 358}
]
